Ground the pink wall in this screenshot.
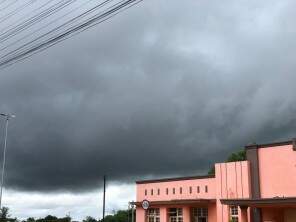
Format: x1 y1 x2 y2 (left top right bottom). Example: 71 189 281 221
258 145 296 198
136 207 145 222
208 203 217 222
136 178 216 202
261 208 285 222
215 161 251 222
136 205 217 222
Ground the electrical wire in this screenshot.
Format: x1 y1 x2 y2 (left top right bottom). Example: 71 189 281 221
0 0 143 69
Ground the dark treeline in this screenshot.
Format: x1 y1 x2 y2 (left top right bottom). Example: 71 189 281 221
0 207 135 222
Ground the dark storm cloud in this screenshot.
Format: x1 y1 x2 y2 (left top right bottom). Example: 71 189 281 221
0 0 296 191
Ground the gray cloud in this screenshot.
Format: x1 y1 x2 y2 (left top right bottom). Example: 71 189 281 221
0 0 296 192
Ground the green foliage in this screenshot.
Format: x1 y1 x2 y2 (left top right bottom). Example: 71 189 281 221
226 150 246 162
0 207 133 222
35 215 70 222
208 166 215 175
0 207 10 219
208 149 247 175
83 216 97 222
97 209 135 222
26 218 35 222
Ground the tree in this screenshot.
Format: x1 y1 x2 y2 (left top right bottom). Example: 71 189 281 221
26 218 35 222
44 216 58 221
226 150 246 162
208 149 246 175
97 209 135 222
0 207 10 220
83 216 97 222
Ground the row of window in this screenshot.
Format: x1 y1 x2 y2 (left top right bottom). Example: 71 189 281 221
146 206 238 222
144 186 208 196
147 208 207 222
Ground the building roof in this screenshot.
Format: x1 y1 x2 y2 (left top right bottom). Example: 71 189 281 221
220 197 296 207
136 175 215 184
245 138 296 150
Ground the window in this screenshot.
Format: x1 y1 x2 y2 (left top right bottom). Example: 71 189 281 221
173 188 175 194
157 189 160 195
205 185 208 193
230 206 238 222
145 189 147 196
179 187 182 194
151 189 153 196
166 188 169 195
168 208 183 222
147 208 160 222
193 208 208 222
197 186 200 193
189 186 192 194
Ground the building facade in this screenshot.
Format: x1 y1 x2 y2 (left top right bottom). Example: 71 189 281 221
133 139 296 222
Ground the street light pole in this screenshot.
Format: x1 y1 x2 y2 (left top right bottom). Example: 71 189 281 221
0 113 15 210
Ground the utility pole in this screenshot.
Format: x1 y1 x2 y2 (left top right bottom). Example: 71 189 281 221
0 113 15 210
102 175 106 222
131 204 134 222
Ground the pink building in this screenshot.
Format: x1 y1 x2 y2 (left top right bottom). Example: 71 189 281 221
132 139 296 222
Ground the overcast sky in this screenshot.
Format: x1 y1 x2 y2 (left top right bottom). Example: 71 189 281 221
0 0 296 220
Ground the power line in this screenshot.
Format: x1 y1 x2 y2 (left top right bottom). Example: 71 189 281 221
0 0 95 53
0 0 78 44
0 0 37 25
0 0 143 69
0 0 20 12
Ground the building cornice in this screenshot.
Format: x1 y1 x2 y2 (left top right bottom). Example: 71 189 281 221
245 139 294 150
136 175 215 184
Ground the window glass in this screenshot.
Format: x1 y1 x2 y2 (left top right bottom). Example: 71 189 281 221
147 208 160 222
230 206 239 222
169 208 183 222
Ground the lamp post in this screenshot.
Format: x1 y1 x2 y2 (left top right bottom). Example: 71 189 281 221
0 113 15 210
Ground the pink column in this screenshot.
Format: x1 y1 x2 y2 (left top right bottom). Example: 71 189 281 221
183 206 191 222
160 207 167 222
240 207 248 222
136 208 146 222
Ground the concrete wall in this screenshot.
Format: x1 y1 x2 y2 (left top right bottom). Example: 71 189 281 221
258 144 296 198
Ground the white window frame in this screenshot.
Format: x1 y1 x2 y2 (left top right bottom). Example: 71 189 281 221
147 208 160 222
229 206 239 222
193 208 208 222
169 208 183 222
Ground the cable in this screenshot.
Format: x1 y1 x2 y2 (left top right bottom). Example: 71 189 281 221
0 0 20 12
0 0 143 68
0 0 78 43
0 0 95 53
0 0 114 57
0 0 37 25
0 0 53 34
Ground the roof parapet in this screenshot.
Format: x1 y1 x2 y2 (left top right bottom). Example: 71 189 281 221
245 140 293 150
